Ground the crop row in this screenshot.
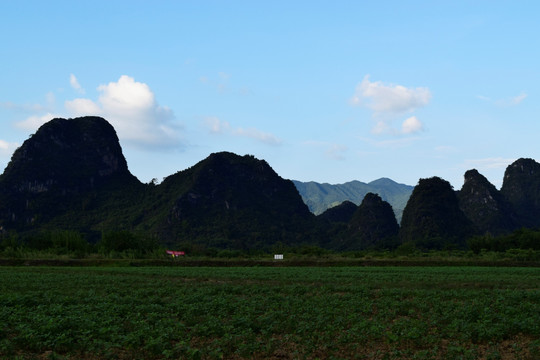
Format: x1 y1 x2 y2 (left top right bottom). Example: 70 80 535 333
1 266 539 359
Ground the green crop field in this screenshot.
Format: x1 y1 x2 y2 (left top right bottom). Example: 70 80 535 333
1 266 539 359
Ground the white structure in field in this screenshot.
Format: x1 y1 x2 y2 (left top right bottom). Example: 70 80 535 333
274 254 284 260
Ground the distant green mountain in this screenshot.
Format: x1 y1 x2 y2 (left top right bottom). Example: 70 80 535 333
292 178 414 222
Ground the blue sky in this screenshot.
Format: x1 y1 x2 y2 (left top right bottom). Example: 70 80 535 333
1 1 538 189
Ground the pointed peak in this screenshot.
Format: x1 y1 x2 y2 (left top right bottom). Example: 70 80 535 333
462 169 494 189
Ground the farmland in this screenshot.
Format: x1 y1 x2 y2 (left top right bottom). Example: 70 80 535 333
1 266 539 359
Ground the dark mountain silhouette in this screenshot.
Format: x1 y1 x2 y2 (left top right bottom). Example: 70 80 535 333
345 193 399 250
500 158 540 229
458 169 516 235
292 178 413 221
1 117 136 190
0 117 143 234
0 117 316 249
145 151 316 249
400 177 474 249
1 116 540 252
317 200 357 224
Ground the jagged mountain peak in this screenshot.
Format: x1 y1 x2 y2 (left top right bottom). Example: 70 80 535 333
459 168 515 235
464 168 485 182
504 158 540 178
462 169 498 196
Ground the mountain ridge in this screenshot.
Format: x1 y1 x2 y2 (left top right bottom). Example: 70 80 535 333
292 178 414 221
1 116 540 253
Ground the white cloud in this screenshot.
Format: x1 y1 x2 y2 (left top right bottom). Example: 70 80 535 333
1 101 47 112
476 95 492 102
0 140 18 174
218 72 231 80
351 75 431 135
478 92 527 107
359 136 421 148
302 140 348 160
16 113 58 130
45 92 56 109
509 92 527 105
435 145 458 154
65 98 101 115
204 116 281 146
372 120 390 134
371 116 424 135
0 139 19 171
65 75 180 149
351 75 431 115
2 92 54 113
325 144 348 160
204 116 230 134
199 72 250 95
233 127 282 146
401 116 424 134
69 74 85 94
0 139 19 156
463 157 515 170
